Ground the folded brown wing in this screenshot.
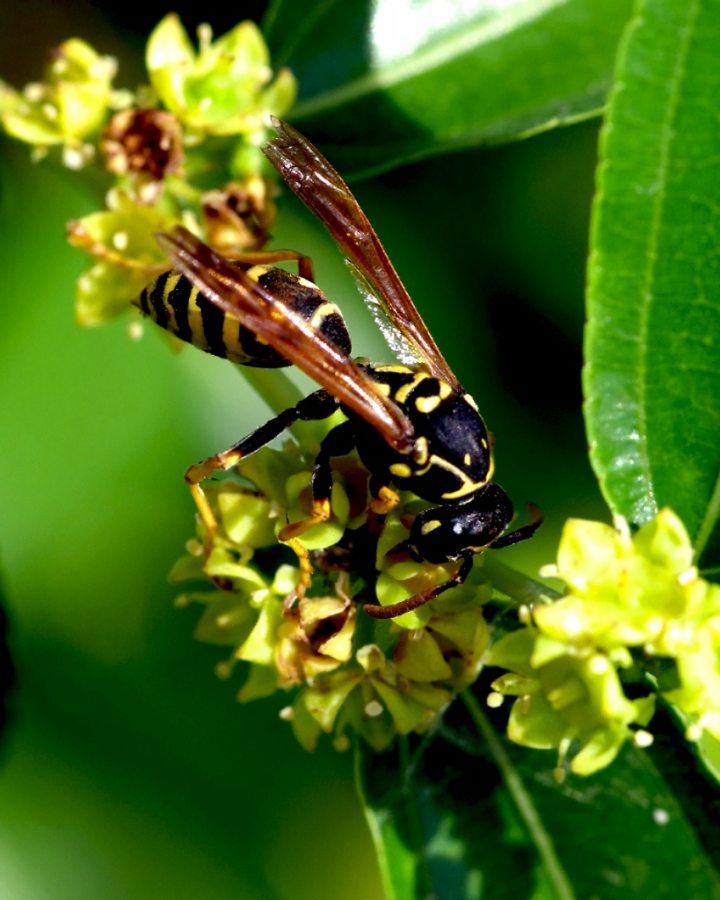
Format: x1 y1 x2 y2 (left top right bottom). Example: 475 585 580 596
155 226 415 454
263 118 460 391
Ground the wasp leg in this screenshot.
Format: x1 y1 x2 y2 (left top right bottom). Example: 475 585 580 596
368 473 400 515
278 419 356 541
491 503 544 550
226 249 315 281
187 389 338 557
281 538 315 609
364 552 475 620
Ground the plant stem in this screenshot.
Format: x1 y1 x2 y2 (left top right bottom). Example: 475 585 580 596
461 689 576 900
236 365 304 414
481 555 561 606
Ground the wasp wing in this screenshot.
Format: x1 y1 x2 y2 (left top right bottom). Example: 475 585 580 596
155 226 415 454
263 118 460 391
345 262 423 368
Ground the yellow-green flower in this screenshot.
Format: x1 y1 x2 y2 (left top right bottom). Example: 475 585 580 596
67 189 182 325
290 643 453 752
488 627 654 775
533 509 720 656
0 38 120 166
171 427 496 751
488 508 720 771
146 15 296 143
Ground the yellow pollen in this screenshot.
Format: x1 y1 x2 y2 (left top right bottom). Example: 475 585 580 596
634 730 654 749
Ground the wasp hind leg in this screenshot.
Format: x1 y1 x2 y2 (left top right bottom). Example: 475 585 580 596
187 389 339 560
278 419 356 542
227 249 315 281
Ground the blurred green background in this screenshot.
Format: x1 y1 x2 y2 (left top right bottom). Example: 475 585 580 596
0 3 606 897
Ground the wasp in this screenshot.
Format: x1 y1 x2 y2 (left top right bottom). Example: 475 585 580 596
138 119 542 619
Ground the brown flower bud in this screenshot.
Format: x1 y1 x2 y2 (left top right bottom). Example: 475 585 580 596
102 107 183 181
202 176 278 254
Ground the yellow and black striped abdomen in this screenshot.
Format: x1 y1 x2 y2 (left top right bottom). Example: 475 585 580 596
135 264 352 368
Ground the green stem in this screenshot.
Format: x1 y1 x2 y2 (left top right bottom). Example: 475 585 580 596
236 366 329 449
482 555 561 606
353 744 397 900
461 690 576 900
236 365 304 414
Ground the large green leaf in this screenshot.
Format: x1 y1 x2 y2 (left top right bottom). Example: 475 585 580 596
0 574 13 742
584 0 720 565
264 0 634 178
358 690 720 900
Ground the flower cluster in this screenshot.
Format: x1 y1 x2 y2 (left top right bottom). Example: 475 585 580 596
171 418 494 751
487 509 720 775
0 15 295 328
0 38 124 168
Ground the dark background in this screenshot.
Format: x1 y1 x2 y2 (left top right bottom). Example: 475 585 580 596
0 3 606 897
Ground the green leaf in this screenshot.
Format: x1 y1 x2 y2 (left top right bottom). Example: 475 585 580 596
357 691 720 900
584 0 720 565
264 0 633 178
356 724 547 900
647 706 720 858
0 571 13 742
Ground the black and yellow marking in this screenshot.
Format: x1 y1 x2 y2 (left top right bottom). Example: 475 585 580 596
415 395 441 414
420 519 441 536
356 365 495 503
136 263 351 369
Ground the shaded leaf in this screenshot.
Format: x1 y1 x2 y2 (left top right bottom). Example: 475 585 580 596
584 0 720 566
357 689 720 899
0 573 13 743
264 0 634 179
647 705 720 859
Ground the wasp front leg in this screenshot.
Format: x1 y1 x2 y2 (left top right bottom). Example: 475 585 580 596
490 503 544 549
278 419 356 542
187 389 339 559
363 553 475 619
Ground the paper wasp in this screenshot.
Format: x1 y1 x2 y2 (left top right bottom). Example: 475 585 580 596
139 119 542 618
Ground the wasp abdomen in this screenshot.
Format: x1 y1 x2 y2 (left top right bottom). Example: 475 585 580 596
136 264 351 368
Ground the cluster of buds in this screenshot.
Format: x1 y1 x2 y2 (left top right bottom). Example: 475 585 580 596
0 15 295 328
171 419 494 751
487 509 720 775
